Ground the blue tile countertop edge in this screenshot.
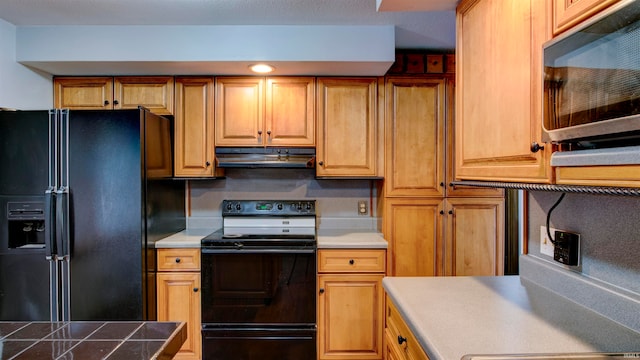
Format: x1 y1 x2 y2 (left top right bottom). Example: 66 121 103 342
382 276 640 360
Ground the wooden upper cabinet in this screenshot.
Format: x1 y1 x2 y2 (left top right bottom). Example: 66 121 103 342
266 77 315 146
552 0 620 36
215 76 315 147
174 77 216 177
54 76 174 114
385 76 446 197
455 0 552 183
316 77 383 178
54 77 113 110
113 77 174 115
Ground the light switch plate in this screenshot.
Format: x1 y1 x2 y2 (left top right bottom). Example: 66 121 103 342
540 226 556 257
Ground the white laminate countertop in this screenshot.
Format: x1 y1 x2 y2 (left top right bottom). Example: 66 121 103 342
383 276 640 360
154 229 387 249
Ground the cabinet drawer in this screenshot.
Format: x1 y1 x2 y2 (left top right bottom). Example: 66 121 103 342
318 249 386 273
386 299 430 360
157 248 200 271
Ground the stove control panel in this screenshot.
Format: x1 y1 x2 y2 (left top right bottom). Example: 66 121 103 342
222 200 316 216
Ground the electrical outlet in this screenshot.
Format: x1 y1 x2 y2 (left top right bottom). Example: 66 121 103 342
357 200 368 215
539 226 557 257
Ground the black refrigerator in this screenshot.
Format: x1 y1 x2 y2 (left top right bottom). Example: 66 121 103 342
0 108 185 321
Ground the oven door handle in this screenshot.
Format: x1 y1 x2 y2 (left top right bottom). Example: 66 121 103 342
202 248 316 254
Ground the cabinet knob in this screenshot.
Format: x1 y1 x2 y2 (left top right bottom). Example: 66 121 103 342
175 258 181 263
104 100 110 106
113 100 119 105
258 130 263 135
319 288 325 294
205 161 211 167
318 161 324 166
193 287 199 292
439 210 444 215
440 182 444 187
349 259 355 265
530 142 545 153
448 210 453 215
397 335 407 345
267 130 272 135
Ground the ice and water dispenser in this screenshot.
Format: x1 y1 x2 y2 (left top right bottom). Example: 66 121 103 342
6 202 45 249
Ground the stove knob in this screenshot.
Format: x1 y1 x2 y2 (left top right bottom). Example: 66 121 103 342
277 203 283 210
236 203 242 211
226 203 232 211
297 203 302 210
306 203 312 210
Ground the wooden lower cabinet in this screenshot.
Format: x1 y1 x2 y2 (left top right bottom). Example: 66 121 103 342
317 249 385 360
384 197 504 277
157 249 202 360
384 298 429 360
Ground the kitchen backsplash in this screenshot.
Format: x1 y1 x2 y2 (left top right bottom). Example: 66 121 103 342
523 190 640 331
187 168 381 231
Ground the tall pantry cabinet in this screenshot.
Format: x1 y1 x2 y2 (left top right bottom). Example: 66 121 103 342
383 75 505 277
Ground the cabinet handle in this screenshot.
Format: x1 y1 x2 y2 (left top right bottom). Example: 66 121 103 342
193 287 199 292
318 161 324 166
349 259 355 265
530 142 545 153
104 100 110 106
397 335 407 345
113 100 119 105
319 288 325 294
175 258 181 263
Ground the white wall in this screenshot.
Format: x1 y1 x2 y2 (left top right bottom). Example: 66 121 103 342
0 18 52 109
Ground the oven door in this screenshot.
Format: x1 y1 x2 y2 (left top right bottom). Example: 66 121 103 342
201 247 317 360
201 247 316 325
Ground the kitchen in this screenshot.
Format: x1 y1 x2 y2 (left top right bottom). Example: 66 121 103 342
1 0 640 360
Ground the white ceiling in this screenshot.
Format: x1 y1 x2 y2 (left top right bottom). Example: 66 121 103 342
1 0 459 75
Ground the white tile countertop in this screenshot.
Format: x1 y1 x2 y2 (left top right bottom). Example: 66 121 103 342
383 276 640 360
154 229 387 249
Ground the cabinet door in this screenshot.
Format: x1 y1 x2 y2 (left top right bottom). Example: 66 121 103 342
317 77 382 177
444 197 504 276
215 77 264 146
113 76 174 115
54 77 113 110
174 77 216 177
384 198 444 277
455 0 552 183
318 274 384 360
385 77 446 197
444 77 504 198
157 272 202 360
553 0 619 36
266 77 315 146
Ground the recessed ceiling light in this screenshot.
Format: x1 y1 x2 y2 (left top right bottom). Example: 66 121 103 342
250 64 275 74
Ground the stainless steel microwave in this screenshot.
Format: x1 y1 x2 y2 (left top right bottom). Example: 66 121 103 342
543 0 640 149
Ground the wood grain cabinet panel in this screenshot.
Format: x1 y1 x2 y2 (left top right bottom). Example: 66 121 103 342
54 76 173 114
455 0 552 183
553 0 620 36
157 248 201 360
317 249 385 360
215 76 315 147
174 77 217 177
316 77 383 178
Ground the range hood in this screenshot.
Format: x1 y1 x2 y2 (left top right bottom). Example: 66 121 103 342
215 147 316 169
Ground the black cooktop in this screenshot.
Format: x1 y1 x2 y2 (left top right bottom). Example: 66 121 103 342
201 229 316 249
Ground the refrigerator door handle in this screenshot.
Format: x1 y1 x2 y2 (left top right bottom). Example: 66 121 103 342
55 186 70 258
44 188 57 259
